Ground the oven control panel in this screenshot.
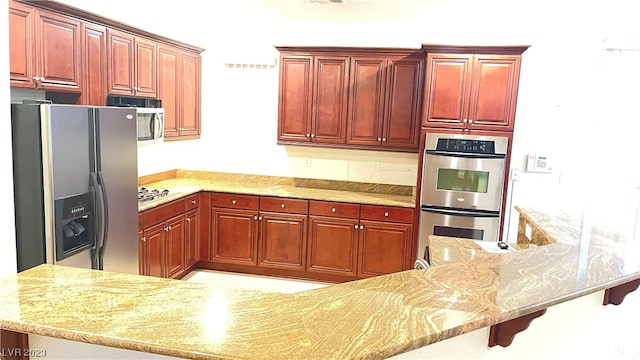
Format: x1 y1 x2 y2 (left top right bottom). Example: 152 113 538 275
436 139 496 154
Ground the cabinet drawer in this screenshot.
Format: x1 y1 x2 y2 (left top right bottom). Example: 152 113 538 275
143 198 186 228
186 193 200 210
360 205 413 223
260 196 308 214
211 192 258 210
309 201 359 219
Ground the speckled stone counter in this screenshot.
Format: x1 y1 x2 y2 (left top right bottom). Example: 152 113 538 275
2 205 640 359
137 170 415 212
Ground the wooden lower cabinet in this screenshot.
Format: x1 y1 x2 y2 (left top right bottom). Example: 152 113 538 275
307 215 359 277
210 208 259 266
165 215 185 278
185 208 199 268
357 220 412 278
141 222 167 278
258 212 307 271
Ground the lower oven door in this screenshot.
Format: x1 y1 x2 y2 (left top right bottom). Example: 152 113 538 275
417 206 500 261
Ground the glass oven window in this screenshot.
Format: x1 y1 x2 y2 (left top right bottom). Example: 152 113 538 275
436 169 489 193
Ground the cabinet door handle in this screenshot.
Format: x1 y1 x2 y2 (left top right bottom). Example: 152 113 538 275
259 216 263 221
141 237 146 242
331 208 336 213
463 118 468 124
232 200 237 205
186 218 191 222
191 200 197 204
382 137 386 142
468 119 473 124
384 212 389 217
377 137 381 141
359 225 364 230
354 224 358 229
306 133 310 137
254 215 258 220
310 134 315 138
281 203 285 208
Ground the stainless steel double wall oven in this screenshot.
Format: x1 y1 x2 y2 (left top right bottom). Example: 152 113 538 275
417 133 509 261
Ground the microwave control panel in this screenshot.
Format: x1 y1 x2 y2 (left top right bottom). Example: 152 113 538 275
435 139 496 154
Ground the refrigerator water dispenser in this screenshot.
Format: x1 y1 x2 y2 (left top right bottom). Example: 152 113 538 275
54 192 94 261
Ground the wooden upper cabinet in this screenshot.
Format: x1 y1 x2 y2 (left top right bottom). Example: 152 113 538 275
277 53 349 144
159 45 201 140
79 22 107 105
277 47 423 152
422 45 528 132
278 55 313 142
311 56 350 144
9 2 81 91
346 56 387 147
107 29 157 98
383 55 423 149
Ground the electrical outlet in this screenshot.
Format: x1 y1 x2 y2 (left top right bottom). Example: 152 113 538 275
511 168 520 182
304 157 311 167
372 162 380 172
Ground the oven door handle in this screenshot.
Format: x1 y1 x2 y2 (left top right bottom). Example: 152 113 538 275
421 205 500 218
425 150 505 159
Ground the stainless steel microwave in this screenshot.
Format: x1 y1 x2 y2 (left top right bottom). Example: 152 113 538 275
106 96 164 143
136 107 164 143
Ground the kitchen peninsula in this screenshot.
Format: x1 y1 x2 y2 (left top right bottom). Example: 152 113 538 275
2 202 640 359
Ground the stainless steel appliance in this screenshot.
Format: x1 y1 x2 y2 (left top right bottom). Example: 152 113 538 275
11 102 139 274
417 133 508 265
107 95 164 143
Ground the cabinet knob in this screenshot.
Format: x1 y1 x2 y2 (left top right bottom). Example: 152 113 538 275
377 137 381 141
331 208 336 213
463 118 468 124
354 224 358 229
281 203 285 208
259 216 263 221
232 200 237 205
468 119 473 124
254 215 258 220
382 137 386 142
360 225 364 230
141 237 146 242
306 133 310 137
186 218 191 222
191 200 196 204
310 134 315 138
384 212 389 217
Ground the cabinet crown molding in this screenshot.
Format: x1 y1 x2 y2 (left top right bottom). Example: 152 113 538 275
421 44 530 55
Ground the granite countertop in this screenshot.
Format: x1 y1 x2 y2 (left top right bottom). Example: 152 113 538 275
137 170 416 212
2 205 640 359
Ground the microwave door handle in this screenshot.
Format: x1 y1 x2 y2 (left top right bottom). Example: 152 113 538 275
149 114 155 138
156 112 163 138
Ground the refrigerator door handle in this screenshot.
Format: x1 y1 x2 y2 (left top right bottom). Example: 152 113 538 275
89 172 102 269
96 171 110 271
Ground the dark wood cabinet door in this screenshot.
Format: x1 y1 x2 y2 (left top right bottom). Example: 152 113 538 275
138 229 145 276
185 208 199 268
9 1 35 88
79 22 107 105
107 29 135 96
211 208 258 266
307 216 358 277
312 55 350 144
134 36 157 98
166 215 185 278
258 212 307 271
357 220 412 278
158 45 180 137
346 56 386 147
35 9 82 91
423 54 472 128
383 55 423 150
278 55 313 143
467 55 521 131
178 51 201 137
144 222 166 278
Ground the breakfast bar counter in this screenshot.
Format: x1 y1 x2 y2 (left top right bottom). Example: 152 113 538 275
2 204 640 359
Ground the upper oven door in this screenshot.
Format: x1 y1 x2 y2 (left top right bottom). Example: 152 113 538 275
421 152 506 211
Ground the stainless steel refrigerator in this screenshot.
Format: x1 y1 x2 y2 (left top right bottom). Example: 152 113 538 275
11 103 139 274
